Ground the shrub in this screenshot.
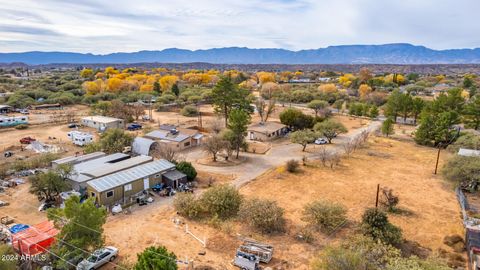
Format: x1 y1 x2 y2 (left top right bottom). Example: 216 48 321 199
302 200 347 232
173 193 202 219
180 105 198 116
361 208 402 245
442 155 480 191
200 184 242 219
311 246 367 270
447 132 480 153
15 124 28 130
239 198 286 233
380 188 399 212
285 159 300 173
176 161 197 181
134 246 177 270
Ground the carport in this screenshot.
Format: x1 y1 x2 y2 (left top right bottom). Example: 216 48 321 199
162 170 187 189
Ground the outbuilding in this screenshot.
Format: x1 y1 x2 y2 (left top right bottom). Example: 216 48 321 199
247 121 288 141
0 105 13 114
81 116 124 132
162 170 187 189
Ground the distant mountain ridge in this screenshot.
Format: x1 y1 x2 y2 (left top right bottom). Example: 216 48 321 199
1 43 479 65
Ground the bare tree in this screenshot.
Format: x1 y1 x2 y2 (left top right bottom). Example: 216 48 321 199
208 117 224 134
203 134 227 162
151 144 179 163
317 147 331 167
65 110 76 123
343 140 356 157
129 104 146 121
328 152 341 169
256 98 276 123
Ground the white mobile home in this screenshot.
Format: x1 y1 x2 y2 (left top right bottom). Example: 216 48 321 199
67 131 94 146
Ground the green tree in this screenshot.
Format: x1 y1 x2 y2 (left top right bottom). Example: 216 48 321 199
29 170 71 202
442 155 480 191
153 81 161 94
212 76 250 126
314 119 348 144
361 208 402 245
97 128 133 154
279 108 303 129
134 246 177 270
398 94 413 122
384 90 403 122
311 246 367 270
464 96 480 130
411 97 425 124
290 130 316 151
226 108 251 158
176 161 197 181
369 105 379 119
171 83 179 97
90 100 112 116
307 100 329 117
381 117 395 137
47 196 107 269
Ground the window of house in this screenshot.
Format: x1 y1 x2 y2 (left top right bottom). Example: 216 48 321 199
106 190 114 198
124 184 132 191
91 192 96 197
155 174 160 178
184 142 190 147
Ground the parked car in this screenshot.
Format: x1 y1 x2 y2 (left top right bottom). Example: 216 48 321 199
76 246 118 270
314 138 328 145
20 109 29 115
127 123 142 131
68 123 79 128
233 251 260 270
20 137 36 144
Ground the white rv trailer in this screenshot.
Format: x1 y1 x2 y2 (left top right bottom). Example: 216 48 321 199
67 131 94 146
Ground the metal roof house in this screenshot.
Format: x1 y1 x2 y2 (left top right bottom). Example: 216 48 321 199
51 152 106 169
144 126 203 150
81 116 124 132
87 159 176 207
247 122 288 141
0 105 13 114
132 137 157 156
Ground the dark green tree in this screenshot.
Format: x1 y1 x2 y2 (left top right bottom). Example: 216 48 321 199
29 170 71 202
47 196 107 269
171 83 179 97
411 97 425 124
361 208 402 246
211 76 250 126
314 119 348 144
384 90 403 122
153 81 161 94
176 161 197 181
381 117 395 137
134 246 178 270
464 96 480 130
290 130 316 151
227 108 251 158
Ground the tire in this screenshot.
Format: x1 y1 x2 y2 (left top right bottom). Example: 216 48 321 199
110 256 116 262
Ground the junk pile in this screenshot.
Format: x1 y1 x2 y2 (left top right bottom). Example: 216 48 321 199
26 141 62 154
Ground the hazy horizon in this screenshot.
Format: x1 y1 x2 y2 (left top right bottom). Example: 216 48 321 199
1 0 479 54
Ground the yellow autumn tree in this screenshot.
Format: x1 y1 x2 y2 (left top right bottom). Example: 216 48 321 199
385 74 405 85
106 77 125 92
95 72 105 79
80 68 93 78
359 84 373 99
257 72 276 84
339 73 356 87
105 67 119 76
159 75 179 91
83 81 100 95
318 83 337 93
140 84 154 92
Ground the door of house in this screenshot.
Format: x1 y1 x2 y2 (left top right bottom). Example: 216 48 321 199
143 177 149 190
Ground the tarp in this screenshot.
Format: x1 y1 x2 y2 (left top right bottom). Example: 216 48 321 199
11 220 59 255
9 224 29 234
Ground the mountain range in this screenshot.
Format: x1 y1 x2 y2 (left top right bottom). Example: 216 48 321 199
1 43 480 65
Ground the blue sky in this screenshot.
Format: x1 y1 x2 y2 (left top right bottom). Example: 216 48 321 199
0 0 479 53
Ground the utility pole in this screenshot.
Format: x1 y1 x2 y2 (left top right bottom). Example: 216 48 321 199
434 143 442 175
375 184 380 208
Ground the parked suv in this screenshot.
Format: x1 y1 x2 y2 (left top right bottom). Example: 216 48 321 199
127 123 142 131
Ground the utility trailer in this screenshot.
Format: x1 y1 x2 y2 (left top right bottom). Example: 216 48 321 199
238 239 274 263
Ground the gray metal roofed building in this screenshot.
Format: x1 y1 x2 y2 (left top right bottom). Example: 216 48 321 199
51 152 106 169
162 170 187 189
86 159 176 207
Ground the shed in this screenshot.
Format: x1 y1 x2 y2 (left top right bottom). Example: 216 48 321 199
132 137 157 156
11 220 59 256
81 116 124 131
162 170 187 188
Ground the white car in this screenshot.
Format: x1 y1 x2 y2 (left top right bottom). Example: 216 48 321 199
314 138 328 145
76 246 118 270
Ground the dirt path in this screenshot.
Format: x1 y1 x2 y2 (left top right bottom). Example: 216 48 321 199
185 120 381 188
